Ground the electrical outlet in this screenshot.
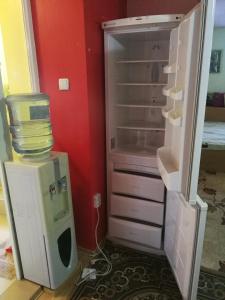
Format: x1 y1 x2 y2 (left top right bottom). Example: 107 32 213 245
94 193 101 208
81 268 96 280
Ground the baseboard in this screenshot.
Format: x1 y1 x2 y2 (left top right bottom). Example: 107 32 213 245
78 238 106 256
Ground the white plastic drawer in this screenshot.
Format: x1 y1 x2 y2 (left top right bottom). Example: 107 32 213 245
109 217 162 249
111 171 164 202
110 194 164 225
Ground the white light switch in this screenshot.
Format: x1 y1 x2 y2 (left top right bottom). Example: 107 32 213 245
58 78 69 90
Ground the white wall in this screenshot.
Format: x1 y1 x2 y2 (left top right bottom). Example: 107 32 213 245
208 27 225 92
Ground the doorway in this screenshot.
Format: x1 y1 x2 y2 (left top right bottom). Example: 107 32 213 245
0 0 38 294
198 0 225 275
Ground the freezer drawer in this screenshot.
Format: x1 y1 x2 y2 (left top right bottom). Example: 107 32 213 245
110 194 164 225
109 217 162 249
111 171 164 202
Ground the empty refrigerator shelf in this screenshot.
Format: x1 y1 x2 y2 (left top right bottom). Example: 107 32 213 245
117 121 165 131
114 145 158 156
116 128 164 156
118 82 167 86
117 59 169 64
157 146 180 191
116 104 164 108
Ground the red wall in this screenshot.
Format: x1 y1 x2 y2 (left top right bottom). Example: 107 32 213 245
31 0 126 250
127 0 200 16
83 0 127 248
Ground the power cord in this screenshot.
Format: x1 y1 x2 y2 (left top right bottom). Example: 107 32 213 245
76 205 112 286
93 206 112 276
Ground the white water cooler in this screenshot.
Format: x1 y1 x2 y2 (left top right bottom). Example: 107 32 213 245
5 152 78 289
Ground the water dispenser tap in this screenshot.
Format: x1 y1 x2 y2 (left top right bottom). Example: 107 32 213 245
49 183 57 197
57 176 67 193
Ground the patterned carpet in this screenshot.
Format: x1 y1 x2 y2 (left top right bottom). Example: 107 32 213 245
198 268 225 300
72 241 225 300
198 170 225 273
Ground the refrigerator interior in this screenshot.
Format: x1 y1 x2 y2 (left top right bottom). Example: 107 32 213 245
107 30 170 156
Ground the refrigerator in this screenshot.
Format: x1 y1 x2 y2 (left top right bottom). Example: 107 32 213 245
103 1 215 299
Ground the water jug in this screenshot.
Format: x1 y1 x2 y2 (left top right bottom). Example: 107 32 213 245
6 93 53 160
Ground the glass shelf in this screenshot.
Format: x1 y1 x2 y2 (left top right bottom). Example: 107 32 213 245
117 121 165 131
116 104 164 108
115 128 165 156
117 82 167 86
114 145 158 156
117 59 169 64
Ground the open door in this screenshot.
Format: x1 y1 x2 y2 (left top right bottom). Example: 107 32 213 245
0 0 40 280
157 1 215 299
0 73 22 279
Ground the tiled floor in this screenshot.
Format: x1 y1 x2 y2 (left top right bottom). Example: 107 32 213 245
0 278 16 297
0 279 41 300
0 248 90 300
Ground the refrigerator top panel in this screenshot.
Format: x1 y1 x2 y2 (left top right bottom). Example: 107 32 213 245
102 14 183 31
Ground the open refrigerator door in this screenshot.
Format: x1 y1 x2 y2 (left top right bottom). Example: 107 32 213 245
161 1 215 299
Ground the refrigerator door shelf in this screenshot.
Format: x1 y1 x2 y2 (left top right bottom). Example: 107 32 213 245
162 85 173 97
163 63 177 74
161 106 173 118
168 110 182 127
157 146 180 191
170 87 183 101
162 106 182 127
162 85 183 101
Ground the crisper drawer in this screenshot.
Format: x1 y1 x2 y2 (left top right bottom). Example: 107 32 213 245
109 217 162 249
110 194 164 225
111 171 164 202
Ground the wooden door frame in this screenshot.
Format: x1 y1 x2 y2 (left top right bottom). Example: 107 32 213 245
21 0 40 93
0 0 40 280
